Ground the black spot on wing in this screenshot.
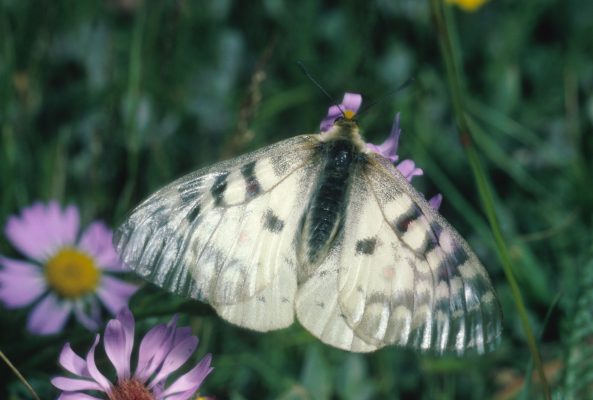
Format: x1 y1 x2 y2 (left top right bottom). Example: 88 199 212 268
241 161 262 199
263 209 284 233
414 220 439 255
465 274 491 300
391 290 415 310
394 204 422 234
356 237 377 255
366 292 390 305
178 188 197 203
435 241 470 284
177 180 200 203
434 298 452 316
211 171 230 206
186 204 201 223
436 258 457 283
452 246 469 266
420 235 439 255
419 221 443 254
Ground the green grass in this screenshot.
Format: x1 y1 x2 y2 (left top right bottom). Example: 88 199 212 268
1 0 592 398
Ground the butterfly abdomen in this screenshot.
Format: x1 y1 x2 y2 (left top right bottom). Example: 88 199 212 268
298 138 361 276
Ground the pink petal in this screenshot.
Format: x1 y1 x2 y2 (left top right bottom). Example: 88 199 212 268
429 194 443 210
320 105 343 132
78 222 124 271
58 343 90 377
0 257 46 308
135 324 168 380
320 93 363 132
104 319 131 380
96 276 139 315
116 308 135 366
396 159 424 182
73 298 101 331
85 335 113 392
163 388 201 400
172 327 193 347
27 294 72 335
137 317 178 381
51 376 103 392
341 92 362 113
366 113 401 163
58 392 103 400
150 379 166 398
4 201 79 262
387 112 402 152
149 336 198 388
161 354 212 397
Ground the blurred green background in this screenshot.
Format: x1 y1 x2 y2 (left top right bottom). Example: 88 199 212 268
1 0 593 399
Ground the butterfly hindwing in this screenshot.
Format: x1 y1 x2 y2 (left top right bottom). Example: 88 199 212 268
115 135 322 330
295 241 379 352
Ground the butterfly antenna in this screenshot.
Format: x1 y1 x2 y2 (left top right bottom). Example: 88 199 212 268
358 77 415 116
297 61 346 117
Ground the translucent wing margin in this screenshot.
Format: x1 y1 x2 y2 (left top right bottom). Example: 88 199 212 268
115 135 321 331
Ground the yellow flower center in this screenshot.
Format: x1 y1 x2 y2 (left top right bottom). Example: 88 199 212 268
446 0 488 12
343 110 356 120
44 248 101 299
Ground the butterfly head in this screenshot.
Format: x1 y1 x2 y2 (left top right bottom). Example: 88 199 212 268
333 106 359 128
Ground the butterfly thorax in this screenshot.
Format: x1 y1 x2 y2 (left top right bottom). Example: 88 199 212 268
297 121 368 281
319 119 368 152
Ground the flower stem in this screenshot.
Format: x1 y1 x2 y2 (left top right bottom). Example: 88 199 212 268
0 349 41 400
428 1 551 399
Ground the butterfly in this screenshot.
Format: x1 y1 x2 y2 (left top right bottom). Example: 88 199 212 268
114 93 502 354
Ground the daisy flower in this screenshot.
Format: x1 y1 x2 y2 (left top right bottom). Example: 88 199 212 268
52 308 213 400
320 93 442 210
0 201 139 335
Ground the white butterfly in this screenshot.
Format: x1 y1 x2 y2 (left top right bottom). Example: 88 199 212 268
114 93 502 354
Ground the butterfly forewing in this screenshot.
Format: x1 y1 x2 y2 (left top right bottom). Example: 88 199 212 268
360 154 501 353
115 135 320 308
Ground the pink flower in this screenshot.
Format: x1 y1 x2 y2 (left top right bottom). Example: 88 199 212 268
0 201 139 335
52 308 213 400
319 92 362 132
320 93 442 209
